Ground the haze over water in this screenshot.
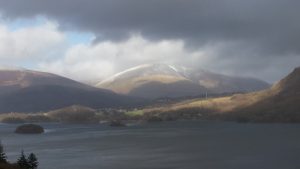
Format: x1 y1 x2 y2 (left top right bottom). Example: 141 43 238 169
1 121 300 169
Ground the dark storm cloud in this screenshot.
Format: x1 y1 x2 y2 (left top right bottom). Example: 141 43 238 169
0 0 299 82
0 0 299 52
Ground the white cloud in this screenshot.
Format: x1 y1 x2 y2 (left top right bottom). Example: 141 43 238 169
0 18 209 83
1 18 292 84
39 35 208 82
0 21 66 64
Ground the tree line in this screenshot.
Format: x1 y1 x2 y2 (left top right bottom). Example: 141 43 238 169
0 142 38 169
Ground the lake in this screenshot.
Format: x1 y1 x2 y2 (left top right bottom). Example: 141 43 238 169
1 121 300 169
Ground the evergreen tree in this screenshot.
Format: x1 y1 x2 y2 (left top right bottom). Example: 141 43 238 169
17 150 30 169
28 153 38 169
0 141 7 163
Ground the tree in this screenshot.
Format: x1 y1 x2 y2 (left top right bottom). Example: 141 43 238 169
0 141 7 163
28 153 38 169
17 150 30 169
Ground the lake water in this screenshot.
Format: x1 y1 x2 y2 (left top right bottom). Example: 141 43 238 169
1 121 300 169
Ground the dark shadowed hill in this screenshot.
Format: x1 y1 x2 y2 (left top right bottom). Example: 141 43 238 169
0 69 144 113
273 67 300 94
0 68 90 94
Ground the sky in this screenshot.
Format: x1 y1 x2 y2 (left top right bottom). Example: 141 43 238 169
0 0 299 83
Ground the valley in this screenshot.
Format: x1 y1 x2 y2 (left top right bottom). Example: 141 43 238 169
0 66 299 124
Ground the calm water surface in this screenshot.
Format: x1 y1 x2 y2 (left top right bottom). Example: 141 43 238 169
1 121 300 169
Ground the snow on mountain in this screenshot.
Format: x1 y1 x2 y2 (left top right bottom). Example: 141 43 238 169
96 63 270 99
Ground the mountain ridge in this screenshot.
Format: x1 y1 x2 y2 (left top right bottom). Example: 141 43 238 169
144 66 300 123
97 63 270 99
0 69 144 113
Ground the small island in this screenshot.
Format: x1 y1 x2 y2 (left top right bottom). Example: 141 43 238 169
109 120 126 127
15 124 44 134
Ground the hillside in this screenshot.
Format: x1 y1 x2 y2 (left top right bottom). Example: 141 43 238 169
143 67 300 122
186 68 270 93
0 68 90 94
46 105 97 123
231 67 300 122
97 64 269 99
0 69 143 113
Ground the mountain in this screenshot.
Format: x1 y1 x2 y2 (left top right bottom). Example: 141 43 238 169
97 64 207 99
0 67 90 94
0 68 142 113
96 63 269 99
230 66 300 122
145 67 300 123
185 68 270 93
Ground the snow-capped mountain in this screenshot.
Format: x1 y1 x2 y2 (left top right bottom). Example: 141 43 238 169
96 63 270 99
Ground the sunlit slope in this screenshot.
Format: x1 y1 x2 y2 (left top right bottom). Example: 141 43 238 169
144 67 300 122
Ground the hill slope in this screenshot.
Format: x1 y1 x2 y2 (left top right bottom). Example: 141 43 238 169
145 67 300 122
231 67 300 122
97 64 269 99
0 69 142 113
